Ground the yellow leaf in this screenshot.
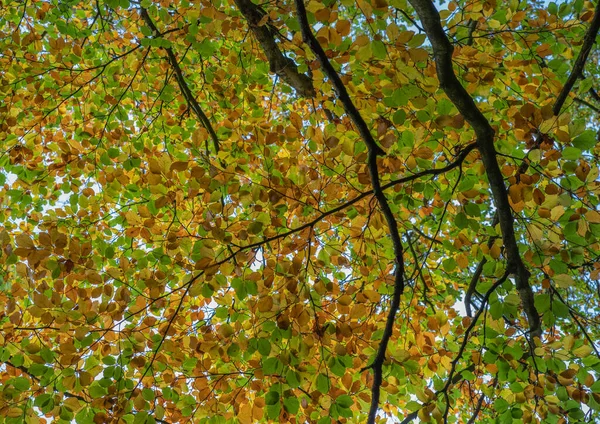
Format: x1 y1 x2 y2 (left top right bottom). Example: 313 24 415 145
238 403 253 424
297 309 310 327
573 344 593 358
338 294 352 306
148 158 162 174
586 210 600 223
16 233 34 249
456 253 468 269
563 335 575 350
527 223 543 243
6 408 23 418
490 243 501 259
397 31 414 44
554 274 574 288
64 397 82 412
363 290 381 303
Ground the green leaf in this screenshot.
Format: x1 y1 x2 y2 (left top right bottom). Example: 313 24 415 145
29 364 48 376
406 401 421 412
316 374 330 394
11 377 30 392
392 109 406 125
286 369 301 388
263 357 281 375
142 388 155 401
534 294 551 313
89 383 108 399
133 411 149 424
562 146 581 160
34 393 53 411
265 391 279 405
572 130 597 150
283 396 300 414
455 212 468 229
335 394 353 409
372 40 387 60
266 402 281 420
329 357 346 377
257 339 271 356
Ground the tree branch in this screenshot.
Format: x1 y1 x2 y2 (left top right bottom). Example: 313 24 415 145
408 0 541 339
465 213 499 317
574 96 600 113
553 0 600 115
294 2 385 157
240 143 476 253
234 0 315 98
294 1 405 421
466 378 496 424
140 8 221 156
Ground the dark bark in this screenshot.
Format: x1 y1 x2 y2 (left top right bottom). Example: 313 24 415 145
140 8 221 156
408 0 541 339
553 0 600 115
294 1 405 422
235 0 315 98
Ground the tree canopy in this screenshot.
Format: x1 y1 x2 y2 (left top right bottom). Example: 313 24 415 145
2 0 600 422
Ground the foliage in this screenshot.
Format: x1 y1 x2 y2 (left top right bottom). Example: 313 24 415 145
1 0 600 422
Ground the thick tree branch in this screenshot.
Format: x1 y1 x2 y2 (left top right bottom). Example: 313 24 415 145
140 8 221 156
408 0 541 339
465 137 541 317
553 0 600 115
295 1 404 421
234 0 315 98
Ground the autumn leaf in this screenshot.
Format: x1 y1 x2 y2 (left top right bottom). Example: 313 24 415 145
1 0 600 423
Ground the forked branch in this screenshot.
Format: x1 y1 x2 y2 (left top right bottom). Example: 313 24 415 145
234 0 315 98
